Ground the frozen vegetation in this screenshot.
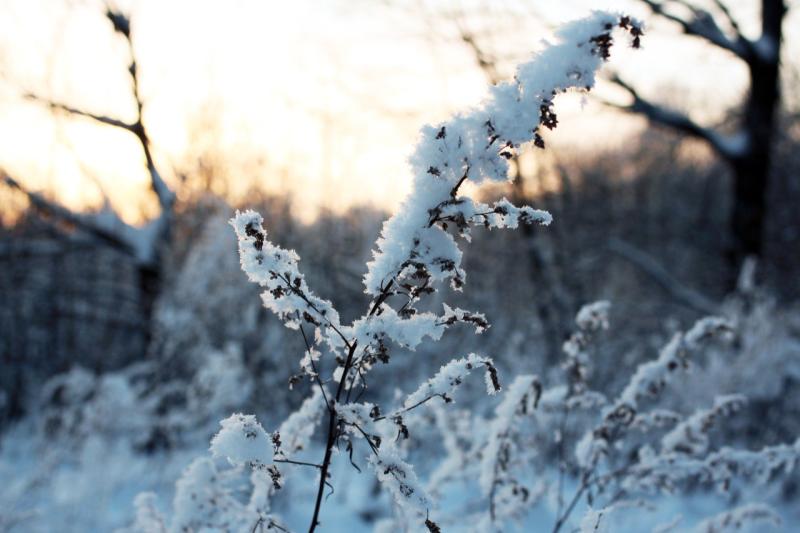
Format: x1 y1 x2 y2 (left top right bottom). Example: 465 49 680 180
2 6 800 533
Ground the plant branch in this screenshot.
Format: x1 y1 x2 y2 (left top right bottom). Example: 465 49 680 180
307 262 418 531
552 472 591 533
277 272 351 349
375 394 447 422
274 458 323 469
299 321 332 409
308 339 358 533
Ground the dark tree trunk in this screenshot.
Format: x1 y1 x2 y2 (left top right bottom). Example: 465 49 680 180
728 0 786 281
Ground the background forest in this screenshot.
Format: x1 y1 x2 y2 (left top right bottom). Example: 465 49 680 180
0 1 799 532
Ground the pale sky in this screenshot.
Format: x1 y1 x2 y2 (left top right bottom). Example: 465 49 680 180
0 0 795 224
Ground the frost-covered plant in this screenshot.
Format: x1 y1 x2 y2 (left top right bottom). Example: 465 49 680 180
408 302 800 532
38 366 152 449
674 262 800 445
128 11 646 532
33 332 261 461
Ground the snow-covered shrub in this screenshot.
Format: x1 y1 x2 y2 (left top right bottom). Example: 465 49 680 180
152 209 266 366
112 8 800 530
673 265 800 446
398 302 800 532
38 366 151 448
35 337 258 455
123 12 648 532
148 200 386 435
143 206 302 446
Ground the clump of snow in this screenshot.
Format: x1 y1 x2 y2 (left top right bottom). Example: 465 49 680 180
368 445 431 517
575 301 611 331
351 306 444 350
685 317 733 348
404 353 500 408
209 414 273 467
336 402 382 440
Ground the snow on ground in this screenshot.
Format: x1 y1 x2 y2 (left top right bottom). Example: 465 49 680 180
1 418 796 532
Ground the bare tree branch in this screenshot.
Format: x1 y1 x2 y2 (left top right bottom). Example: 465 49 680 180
22 9 175 219
607 237 719 315
104 8 174 213
709 0 745 37
640 0 752 59
456 22 501 85
2 10 181 270
1 170 136 255
23 93 137 132
605 74 744 160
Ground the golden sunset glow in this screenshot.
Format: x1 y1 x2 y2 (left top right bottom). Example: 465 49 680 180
1 0 795 224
